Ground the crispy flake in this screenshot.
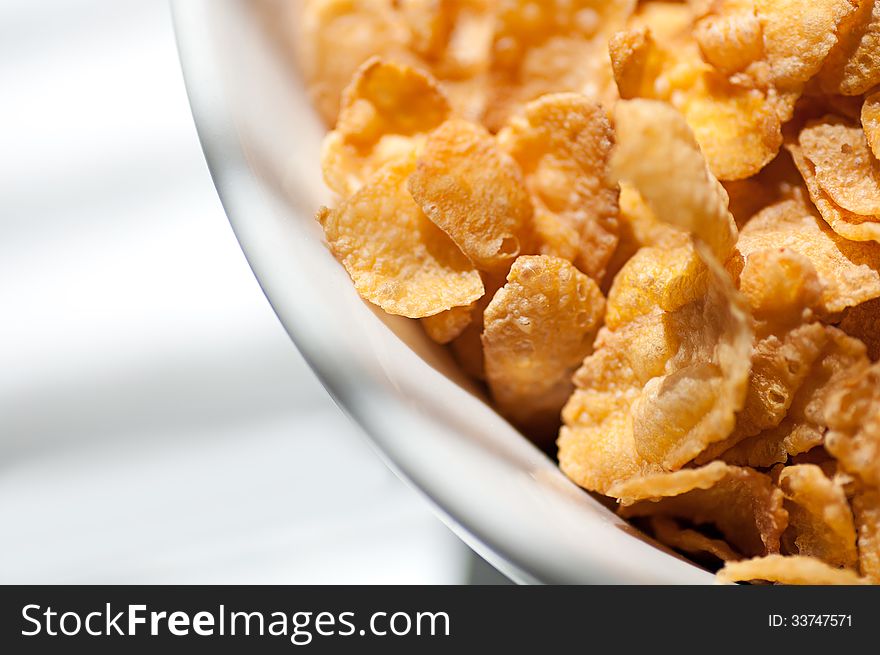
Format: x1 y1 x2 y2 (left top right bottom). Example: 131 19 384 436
317 156 483 317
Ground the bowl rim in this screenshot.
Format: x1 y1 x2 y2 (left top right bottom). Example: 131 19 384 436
170 0 716 585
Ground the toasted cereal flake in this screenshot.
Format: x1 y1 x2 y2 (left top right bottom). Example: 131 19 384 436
421 303 475 344
398 0 496 121
609 27 782 181
819 0 880 96
778 465 858 569
789 143 880 243
717 554 869 584
609 461 730 506
732 323 828 440
603 244 706 330
862 91 880 160
321 58 451 196
619 465 788 557
839 297 880 360
483 256 605 436
649 517 743 562
755 0 856 91
736 195 880 313
756 0 859 94
408 119 534 272
853 490 880 582
690 250 826 463
559 310 676 492
296 0 411 125
799 118 880 217
737 248 823 329
694 0 764 76
316 156 483 317
602 182 687 289
611 100 738 260
718 328 868 468
559 101 752 490
484 0 636 130
498 94 619 282
825 361 880 488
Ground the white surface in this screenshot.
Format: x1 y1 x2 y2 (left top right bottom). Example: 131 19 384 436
176 0 714 584
0 0 466 584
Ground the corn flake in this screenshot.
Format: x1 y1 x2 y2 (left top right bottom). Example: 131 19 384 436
789 142 880 244
296 0 411 125
825 360 880 488
778 464 859 569
619 465 788 557
421 303 475 344
560 101 752 491
498 93 619 282
799 118 880 218
484 0 636 130
736 195 880 313
409 118 534 272
818 0 880 96
483 256 605 437
321 58 451 197
317 156 483 317
718 328 869 467
718 554 869 584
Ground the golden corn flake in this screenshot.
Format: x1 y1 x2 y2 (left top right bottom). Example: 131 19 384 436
602 183 688 289
825 360 880 488
498 93 620 282
421 303 475 344
853 490 880 582
483 256 605 436
559 100 752 492
317 156 483 317
839 297 880 360
717 554 869 584
862 90 880 160
737 248 822 330
819 0 880 96
729 322 828 443
398 0 496 121
611 100 738 259
619 465 788 557
610 460 730 506
693 0 764 77
778 464 859 569
609 25 782 181
799 118 880 218
755 0 858 96
789 142 880 244
322 58 451 197
408 118 534 272
718 327 869 468
603 244 706 330
736 195 880 313
484 0 636 130
649 516 742 562
691 249 824 463
296 0 411 126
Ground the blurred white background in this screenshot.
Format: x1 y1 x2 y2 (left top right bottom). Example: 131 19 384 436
0 0 489 583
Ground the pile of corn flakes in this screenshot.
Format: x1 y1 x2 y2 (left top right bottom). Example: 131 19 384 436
296 0 880 585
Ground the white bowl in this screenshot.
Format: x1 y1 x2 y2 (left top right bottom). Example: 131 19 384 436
171 0 713 584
